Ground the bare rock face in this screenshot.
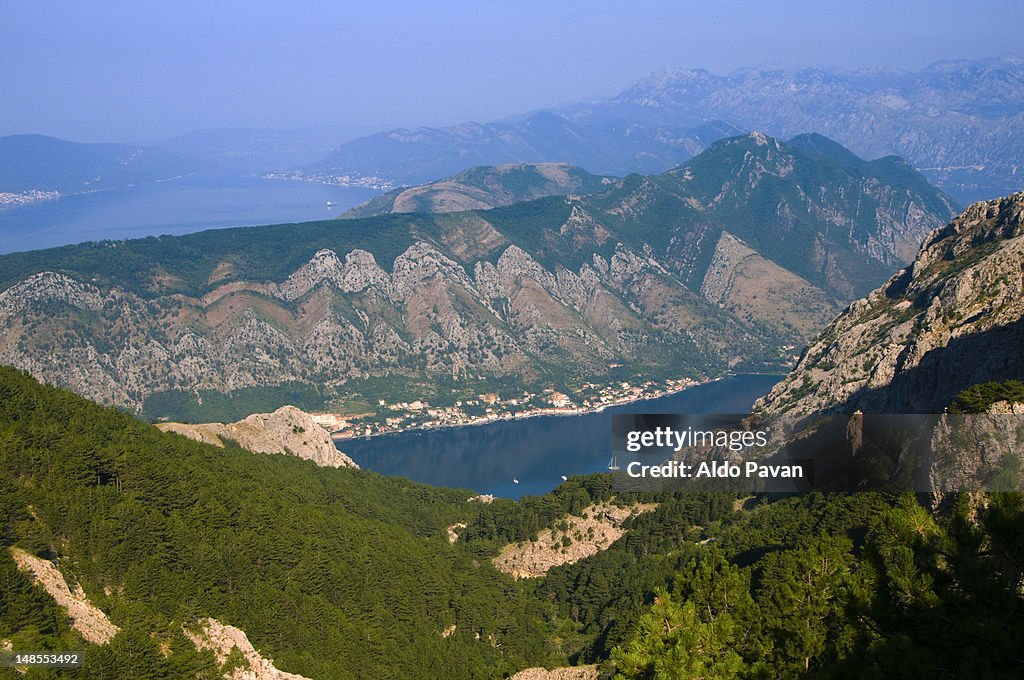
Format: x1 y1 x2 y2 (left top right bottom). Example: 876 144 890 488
700 230 839 339
158 405 358 469
279 248 392 300
510 666 599 680
185 618 312 680
928 406 1024 493
493 502 656 579
10 547 118 645
757 191 1024 425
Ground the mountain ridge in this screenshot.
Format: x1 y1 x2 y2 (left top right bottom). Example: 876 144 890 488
297 56 1022 203
341 163 615 219
291 114 734 189
0 134 956 420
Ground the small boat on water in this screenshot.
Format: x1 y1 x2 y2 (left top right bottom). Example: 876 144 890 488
513 478 519 484
607 456 620 471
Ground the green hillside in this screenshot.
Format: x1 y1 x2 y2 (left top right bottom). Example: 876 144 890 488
2 366 1022 677
0 365 556 677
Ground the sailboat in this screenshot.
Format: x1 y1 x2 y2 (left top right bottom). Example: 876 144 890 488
608 456 620 471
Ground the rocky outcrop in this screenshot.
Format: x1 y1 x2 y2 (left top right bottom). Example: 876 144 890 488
184 618 311 680
10 547 119 645
494 502 656 579
158 405 358 468
510 666 599 680
446 522 467 544
928 405 1024 493
278 248 392 300
758 192 1024 424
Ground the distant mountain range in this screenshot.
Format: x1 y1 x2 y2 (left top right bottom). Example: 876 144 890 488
294 115 740 189
296 56 1023 204
7 57 1018 206
157 125 383 174
0 134 202 195
0 133 956 419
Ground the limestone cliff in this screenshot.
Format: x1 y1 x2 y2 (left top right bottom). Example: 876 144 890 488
158 405 358 468
757 191 1024 424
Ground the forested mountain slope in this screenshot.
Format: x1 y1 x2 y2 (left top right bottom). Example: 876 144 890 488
3 365 1022 678
0 365 556 678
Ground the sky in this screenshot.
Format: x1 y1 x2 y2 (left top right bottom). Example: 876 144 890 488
1 0 1020 142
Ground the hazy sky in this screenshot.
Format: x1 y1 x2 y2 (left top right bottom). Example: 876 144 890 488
2 1 1019 142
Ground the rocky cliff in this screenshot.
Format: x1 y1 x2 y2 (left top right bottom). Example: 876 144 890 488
185 618 312 680
10 547 119 645
757 191 1024 424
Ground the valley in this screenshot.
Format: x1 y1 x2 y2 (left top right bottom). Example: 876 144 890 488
2 14 1023 677
0 165 1022 680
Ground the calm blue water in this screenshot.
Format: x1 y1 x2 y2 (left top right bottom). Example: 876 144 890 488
0 174 381 253
341 374 781 499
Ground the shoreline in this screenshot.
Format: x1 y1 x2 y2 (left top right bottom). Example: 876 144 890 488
329 374 739 444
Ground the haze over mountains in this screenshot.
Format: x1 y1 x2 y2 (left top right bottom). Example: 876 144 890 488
4 56 1017 215
340 163 616 219
0 133 956 420
298 56 1024 204
295 116 740 190
0 135 202 195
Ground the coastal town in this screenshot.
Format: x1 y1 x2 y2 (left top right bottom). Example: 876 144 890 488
312 376 703 440
262 168 397 191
